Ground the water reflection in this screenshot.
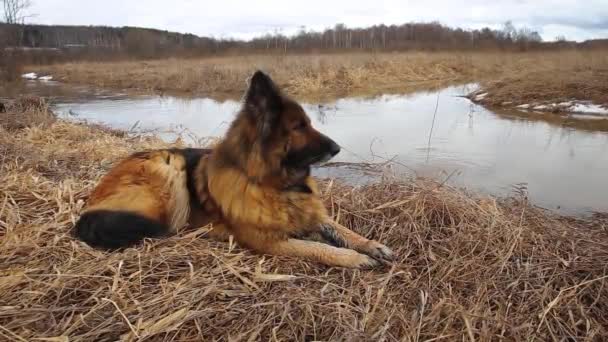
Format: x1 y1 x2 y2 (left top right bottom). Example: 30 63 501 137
50 84 608 214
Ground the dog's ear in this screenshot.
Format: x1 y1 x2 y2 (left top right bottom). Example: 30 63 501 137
244 70 282 139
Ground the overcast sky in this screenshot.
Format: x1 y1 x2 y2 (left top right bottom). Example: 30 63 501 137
27 0 608 42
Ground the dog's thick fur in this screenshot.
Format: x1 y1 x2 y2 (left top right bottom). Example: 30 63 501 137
75 71 394 268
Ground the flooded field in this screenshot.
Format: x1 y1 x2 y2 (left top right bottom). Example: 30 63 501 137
16 81 607 214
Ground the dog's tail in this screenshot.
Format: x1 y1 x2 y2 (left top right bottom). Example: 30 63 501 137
74 210 169 249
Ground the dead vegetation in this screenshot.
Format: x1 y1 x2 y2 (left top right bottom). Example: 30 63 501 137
0 51 24 82
21 52 498 100
35 50 607 102
39 52 473 100
1 112 608 340
0 95 55 130
33 50 608 103
470 49 608 110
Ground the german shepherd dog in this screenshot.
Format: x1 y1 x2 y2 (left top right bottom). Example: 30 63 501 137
75 71 394 268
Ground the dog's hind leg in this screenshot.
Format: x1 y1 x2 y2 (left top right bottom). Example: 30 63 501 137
187 205 232 242
206 223 232 242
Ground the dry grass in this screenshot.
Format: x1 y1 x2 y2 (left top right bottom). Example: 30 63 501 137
471 49 608 109
0 96 56 130
17 51 564 100
40 52 473 100
0 51 25 82
37 50 608 102
1 114 608 340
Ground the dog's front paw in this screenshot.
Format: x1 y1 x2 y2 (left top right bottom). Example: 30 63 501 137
350 252 382 269
361 240 395 262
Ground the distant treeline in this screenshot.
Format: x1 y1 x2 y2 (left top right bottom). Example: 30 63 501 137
250 22 546 51
1 21 607 63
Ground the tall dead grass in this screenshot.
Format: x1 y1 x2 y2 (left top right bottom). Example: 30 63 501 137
0 96 56 130
0 51 24 82
42 52 471 100
23 52 515 99
37 50 608 101
472 49 608 108
1 118 608 341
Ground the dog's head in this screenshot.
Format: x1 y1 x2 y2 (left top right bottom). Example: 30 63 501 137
215 70 340 189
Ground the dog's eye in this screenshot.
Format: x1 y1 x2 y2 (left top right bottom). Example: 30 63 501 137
294 120 307 131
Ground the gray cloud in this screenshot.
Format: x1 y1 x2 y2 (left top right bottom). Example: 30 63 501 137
530 15 608 31
26 0 608 41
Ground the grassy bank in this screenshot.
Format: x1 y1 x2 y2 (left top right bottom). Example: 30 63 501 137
32 50 606 101
1 104 608 340
470 49 608 112
39 52 474 100
0 96 55 130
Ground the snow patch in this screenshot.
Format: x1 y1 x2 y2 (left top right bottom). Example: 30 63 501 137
569 103 608 115
474 92 488 101
22 72 38 80
515 100 608 116
20 73 54 82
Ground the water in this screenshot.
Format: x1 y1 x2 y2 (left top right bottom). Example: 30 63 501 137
48 84 608 214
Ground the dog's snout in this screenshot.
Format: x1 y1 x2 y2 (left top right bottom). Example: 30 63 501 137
328 139 341 157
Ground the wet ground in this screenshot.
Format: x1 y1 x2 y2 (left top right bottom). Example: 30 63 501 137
9 80 608 215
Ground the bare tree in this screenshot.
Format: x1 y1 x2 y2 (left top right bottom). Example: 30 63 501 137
2 0 33 24
2 0 34 47
502 21 516 41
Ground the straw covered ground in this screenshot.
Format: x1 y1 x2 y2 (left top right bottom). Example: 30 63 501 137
1 105 608 341
0 96 56 130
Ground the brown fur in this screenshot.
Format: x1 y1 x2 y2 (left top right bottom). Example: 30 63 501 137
84 150 190 232
74 71 394 268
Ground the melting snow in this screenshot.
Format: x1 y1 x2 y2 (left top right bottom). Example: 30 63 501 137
569 103 608 115
514 101 607 116
20 73 54 82
474 92 488 101
22 72 38 80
